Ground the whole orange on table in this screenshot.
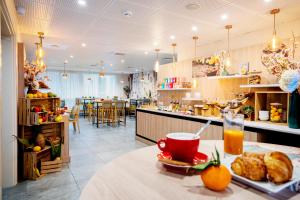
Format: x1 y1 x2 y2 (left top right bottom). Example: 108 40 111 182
193 148 232 191
201 164 231 191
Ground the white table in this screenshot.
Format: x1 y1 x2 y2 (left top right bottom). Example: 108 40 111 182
80 140 300 200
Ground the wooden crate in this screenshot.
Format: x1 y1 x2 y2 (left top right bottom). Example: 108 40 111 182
23 146 51 180
30 112 48 125
19 97 60 126
41 159 63 174
254 91 289 125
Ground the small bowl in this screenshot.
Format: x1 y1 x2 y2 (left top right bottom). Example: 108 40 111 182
259 110 269 121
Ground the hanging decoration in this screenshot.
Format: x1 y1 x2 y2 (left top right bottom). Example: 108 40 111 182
154 49 160 73
99 60 105 78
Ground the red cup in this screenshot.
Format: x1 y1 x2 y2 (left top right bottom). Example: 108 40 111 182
157 132 200 163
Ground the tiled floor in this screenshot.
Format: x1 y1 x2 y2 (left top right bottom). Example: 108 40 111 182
3 117 148 200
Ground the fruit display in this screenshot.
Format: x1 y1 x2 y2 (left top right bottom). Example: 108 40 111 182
270 103 283 122
192 148 231 191
26 91 57 99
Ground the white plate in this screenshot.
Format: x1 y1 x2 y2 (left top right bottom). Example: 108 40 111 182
222 156 300 193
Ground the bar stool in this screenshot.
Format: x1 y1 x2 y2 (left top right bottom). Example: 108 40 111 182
86 103 94 123
113 100 126 126
100 100 113 126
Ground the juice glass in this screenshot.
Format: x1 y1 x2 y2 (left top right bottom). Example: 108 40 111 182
223 113 244 156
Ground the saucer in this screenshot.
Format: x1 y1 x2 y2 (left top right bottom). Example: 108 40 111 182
157 151 208 169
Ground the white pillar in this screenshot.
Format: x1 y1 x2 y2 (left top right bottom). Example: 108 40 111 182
1 36 18 188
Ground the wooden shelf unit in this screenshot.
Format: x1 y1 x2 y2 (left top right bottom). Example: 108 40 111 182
18 97 66 180
254 91 289 125
240 83 280 88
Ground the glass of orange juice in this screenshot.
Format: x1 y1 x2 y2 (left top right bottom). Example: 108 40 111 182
223 113 244 156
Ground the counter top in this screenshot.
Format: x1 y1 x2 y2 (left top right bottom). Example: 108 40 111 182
137 108 300 136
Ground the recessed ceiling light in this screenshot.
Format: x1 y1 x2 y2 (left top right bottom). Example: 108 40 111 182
185 3 200 10
121 59 125 63
78 0 86 6
64 59 68 64
110 63 113 67
170 35 175 40
264 0 272 2
122 10 133 17
153 41 158 46
192 26 198 31
144 51 149 55
221 14 228 20
70 55 74 58
81 43 86 47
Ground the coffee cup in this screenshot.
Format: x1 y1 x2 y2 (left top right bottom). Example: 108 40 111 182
157 132 200 163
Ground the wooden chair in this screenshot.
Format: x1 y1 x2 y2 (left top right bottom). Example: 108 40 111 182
69 105 80 133
100 100 113 126
86 103 94 123
113 100 126 126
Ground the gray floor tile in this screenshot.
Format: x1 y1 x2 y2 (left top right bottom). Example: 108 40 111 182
3 117 149 200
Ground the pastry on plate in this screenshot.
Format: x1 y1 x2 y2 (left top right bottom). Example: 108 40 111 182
231 152 267 181
264 151 293 184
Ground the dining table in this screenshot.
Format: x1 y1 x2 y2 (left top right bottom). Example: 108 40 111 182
80 140 300 200
94 100 127 128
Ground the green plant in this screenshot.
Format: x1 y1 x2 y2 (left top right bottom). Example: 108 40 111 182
242 105 254 119
123 86 131 98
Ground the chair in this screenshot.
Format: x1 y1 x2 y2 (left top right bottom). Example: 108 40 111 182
86 103 94 123
69 104 80 133
129 99 137 117
113 100 126 126
99 100 113 126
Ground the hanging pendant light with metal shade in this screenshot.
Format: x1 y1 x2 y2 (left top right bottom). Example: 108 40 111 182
62 60 68 79
172 43 177 68
225 24 232 69
154 49 160 73
269 8 281 52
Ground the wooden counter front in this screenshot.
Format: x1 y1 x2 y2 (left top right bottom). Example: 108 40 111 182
136 110 258 144
136 109 300 147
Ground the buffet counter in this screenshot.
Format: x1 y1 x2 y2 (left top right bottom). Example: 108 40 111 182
136 108 300 147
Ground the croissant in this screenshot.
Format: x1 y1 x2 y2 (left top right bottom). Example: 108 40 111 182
231 152 267 181
264 152 293 184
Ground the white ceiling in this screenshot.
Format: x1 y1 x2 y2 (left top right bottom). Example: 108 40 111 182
14 0 300 73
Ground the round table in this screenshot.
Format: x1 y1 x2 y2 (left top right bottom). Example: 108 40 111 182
80 140 300 200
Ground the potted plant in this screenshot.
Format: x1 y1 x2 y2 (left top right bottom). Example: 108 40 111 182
241 105 254 121
123 86 131 99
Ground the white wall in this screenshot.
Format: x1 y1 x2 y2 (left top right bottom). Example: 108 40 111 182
1 36 18 188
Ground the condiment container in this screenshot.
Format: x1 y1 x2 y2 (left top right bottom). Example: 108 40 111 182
194 105 203 116
270 103 282 123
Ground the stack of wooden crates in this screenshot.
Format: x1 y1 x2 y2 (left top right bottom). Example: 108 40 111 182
18 97 65 180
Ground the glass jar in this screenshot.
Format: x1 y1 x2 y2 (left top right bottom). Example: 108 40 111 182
270 103 282 123
223 113 244 156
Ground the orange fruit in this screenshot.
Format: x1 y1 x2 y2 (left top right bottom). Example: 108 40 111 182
201 165 231 191
42 93 48 98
